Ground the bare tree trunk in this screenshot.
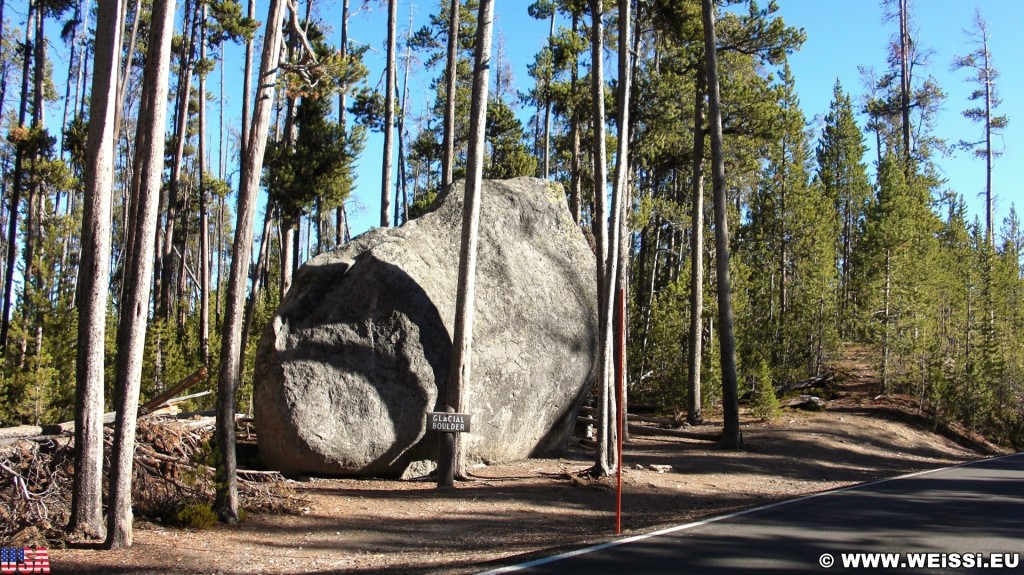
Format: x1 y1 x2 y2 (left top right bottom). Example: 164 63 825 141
335 0 349 246
0 2 34 350
687 82 705 425
568 11 581 224
882 249 891 395
898 0 911 164
437 0 494 489
397 3 413 226
106 0 175 548
219 43 225 180
161 0 198 319
588 0 612 477
978 22 995 247
611 0 633 447
73 2 90 120
33 7 44 127
242 0 255 156
381 0 397 227
701 0 742 449
112 0 142 145
240 204 273 369
69 0 124 540
58 0 80 163
198 4 210 365
279 216 294 299
175 176 193 331
215 0 286 522
637 218 660 376
440 0 459 190
777 139 788 359
543 9 554 179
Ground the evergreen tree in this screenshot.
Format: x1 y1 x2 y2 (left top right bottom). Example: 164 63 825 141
484 98 536 179
815 81 871 336
858 154 942 396
952 9 1008 247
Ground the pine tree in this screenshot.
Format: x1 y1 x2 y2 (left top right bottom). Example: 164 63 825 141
858 153 941 396
69 0 122 540
438 0 494 489
815 81 871 336
702 0 741 449
952 9 1008 248
106 0 177 547
215 0 286 523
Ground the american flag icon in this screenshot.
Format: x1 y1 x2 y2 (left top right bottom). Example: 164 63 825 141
0 547 49 574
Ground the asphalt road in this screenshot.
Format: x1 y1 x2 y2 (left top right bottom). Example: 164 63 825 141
478 454 1024 574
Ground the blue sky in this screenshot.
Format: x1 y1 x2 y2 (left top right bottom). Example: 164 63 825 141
11 0 1020 244
335 0 1021 240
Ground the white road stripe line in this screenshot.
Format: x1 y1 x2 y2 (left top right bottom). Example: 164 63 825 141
475 452 1022 574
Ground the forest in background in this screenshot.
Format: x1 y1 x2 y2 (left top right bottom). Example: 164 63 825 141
0 0 1021 486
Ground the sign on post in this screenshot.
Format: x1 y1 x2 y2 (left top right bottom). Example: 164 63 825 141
428 412 472 433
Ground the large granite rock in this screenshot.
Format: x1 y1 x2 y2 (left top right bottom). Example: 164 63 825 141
254 177 597 478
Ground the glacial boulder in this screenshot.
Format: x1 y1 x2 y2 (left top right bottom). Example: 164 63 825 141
253 177 597 478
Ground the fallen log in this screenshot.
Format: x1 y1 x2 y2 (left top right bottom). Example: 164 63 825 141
140 367 209 413
0 412 118 442
579 406 677 427
781 395 826 411
774 374 834 395
626 423 719 442
0 368 210 442
237 469 286 482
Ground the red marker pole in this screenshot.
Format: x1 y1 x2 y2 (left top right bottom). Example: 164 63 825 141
615 288 625 536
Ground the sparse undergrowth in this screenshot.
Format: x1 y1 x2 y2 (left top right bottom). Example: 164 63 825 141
0 417 303 545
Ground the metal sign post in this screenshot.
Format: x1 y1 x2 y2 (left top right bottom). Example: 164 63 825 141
616 287 626 536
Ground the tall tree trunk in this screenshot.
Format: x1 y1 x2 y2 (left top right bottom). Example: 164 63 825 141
161 0 198 319
335 0 349 246
74 1 90 119
542 8 554 179
112 0 143 145
58 0 79 163
198 4 210 365
23 1 46 345
612 0 633 445
69 0 124 540
33 7 44 126
701 0 742 449
219 43 225 179
981 31 994 247
215 0 286 522
216 54 225 325
242 0 255 156
637 217 659 376
777 139 788 358
240 204 274 371
174 177 193 331
898 0 910 165
105 0 175 548
437 0 494 489
588 0 612 476
882 249 891 395
687 82 705 425
568 11 581 224
279 216 295 299
440 0 459 190
0 2 34 350
381 0 397 227
397 2 413 226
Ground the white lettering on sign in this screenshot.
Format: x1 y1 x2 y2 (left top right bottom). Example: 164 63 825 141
427 412 473 433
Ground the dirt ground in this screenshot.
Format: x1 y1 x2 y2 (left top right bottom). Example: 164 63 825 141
50 347 1006 574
